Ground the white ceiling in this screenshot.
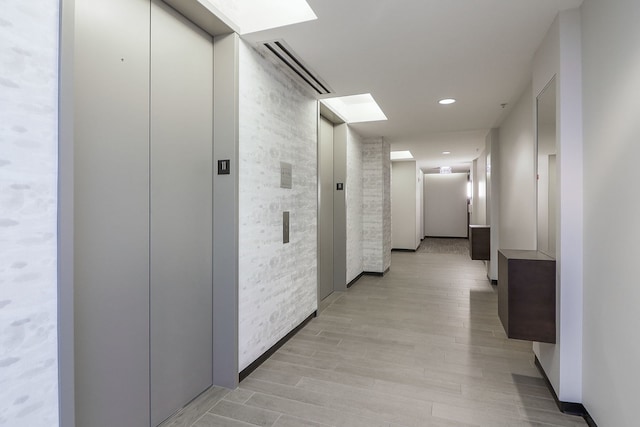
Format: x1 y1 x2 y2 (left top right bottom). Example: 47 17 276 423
242 0 582 172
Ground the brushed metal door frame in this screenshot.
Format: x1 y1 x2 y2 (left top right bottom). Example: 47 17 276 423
318 115 334 301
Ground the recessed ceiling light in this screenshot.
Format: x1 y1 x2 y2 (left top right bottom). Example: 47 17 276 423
197 0 317 34
320 93 387 124
390 151 413 161
442 151 451 155
439 98 456 105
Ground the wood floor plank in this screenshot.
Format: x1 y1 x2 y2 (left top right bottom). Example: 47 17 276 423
192 413 256 427
171 248 585 427
244 392 391 427
160 387 230 427
272 414 331 427
208 400 280 427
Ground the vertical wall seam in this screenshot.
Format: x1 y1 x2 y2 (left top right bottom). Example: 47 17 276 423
147 0 152 422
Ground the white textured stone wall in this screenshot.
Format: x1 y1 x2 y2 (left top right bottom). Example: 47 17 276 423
346 128 363 283
362 138 391 273
382 140 391 271
0 2 60 426
237 42 317 371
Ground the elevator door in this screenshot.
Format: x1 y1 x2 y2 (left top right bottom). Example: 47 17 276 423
319 116 334 300
150 1 213 425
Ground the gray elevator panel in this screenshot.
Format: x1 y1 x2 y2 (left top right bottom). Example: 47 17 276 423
319 116 334 300
150 1 213 425
332 123 347 291
74 0 151 425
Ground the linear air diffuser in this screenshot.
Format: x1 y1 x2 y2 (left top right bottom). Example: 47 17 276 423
263 40 332 95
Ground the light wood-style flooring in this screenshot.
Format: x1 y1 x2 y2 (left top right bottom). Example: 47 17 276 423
161 248 586 427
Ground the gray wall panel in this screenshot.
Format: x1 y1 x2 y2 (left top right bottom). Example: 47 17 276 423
212 33 239 388
58 0 76 425
318 116 334 300
333 124 347 290
150 1 214 424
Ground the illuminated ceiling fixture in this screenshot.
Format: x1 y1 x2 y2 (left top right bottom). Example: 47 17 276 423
438 98 456 105
439 166 452 174
320 93 388 124
442 151 451 155
197 0 317 34
390 151 414 161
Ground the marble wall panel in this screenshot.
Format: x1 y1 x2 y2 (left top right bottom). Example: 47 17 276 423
0 2 60 426
362 138 391 273
237 42 317 371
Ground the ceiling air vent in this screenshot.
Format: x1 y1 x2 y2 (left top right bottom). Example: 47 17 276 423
263 40 332 95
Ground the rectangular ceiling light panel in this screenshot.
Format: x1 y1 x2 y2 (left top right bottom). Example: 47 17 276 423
320 94 387 124
390 151 414 161
197 0 317 34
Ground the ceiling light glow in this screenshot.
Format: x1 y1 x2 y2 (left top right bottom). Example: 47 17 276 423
442 151 451 155
390 151 414 161
197 0 317 34
439 166 452 174
439 98 456 105
320 94 387 124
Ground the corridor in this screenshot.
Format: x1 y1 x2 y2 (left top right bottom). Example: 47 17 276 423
162 243 585 427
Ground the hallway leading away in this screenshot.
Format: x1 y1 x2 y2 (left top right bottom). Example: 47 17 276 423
162 245 585 427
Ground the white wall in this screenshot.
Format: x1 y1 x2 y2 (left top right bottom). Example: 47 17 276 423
0 2 60 426
497 83 537 251
346 127 363 283
416 169 424 241
582 0 640 424
531 10 583 404
362 138 391 273
471 150 487 226
423 173 468 238
238 42 317 371
391 161 418 250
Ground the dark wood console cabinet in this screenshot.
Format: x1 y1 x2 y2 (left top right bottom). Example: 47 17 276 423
469 225 490 260
498 249 556 343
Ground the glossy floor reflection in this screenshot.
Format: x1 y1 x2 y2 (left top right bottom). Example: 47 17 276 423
161 248 586 427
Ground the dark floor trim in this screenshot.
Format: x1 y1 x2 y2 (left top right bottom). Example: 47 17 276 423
239 311 316 382
583 412 598 427
424 236 468 240
534 357 598 426
347 269 390 288
347 272 365 288
392 248 416 252
364 268 389 277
